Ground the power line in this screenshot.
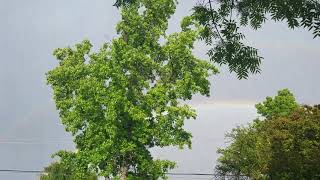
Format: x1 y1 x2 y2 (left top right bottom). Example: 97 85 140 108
0 169 43 173
0 141 73 145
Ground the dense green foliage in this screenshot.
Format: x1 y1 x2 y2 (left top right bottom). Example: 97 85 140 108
215 90 320 179
47 0 217 179
191 2 262 79
215 120 270 178
40 161 97 180
264 105 320 179
233 0 320 37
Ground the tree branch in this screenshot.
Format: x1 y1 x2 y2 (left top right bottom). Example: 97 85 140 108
208 0 224 42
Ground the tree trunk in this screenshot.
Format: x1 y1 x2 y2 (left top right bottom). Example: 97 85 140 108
119 165 128 180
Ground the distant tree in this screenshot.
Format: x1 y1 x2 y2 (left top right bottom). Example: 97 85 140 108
47 0 217 179
255 89 298 119
215 90 320 179
40 161 97 180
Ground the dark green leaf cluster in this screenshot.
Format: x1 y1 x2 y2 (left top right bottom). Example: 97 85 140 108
215 90 320 179
47 0 217 179
265 105 320 179
114 0 136 8
210 20 262 79
235 0 320 38
191 0 320 79
192 1 262 79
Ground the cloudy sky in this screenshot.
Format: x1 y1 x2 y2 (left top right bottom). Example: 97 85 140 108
0 0 319 179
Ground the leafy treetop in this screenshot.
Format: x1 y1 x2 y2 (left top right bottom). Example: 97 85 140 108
255 89 298 119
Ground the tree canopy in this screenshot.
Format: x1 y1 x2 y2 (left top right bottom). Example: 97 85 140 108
215 89 320 179
255 88 298 119
264 105 320 179
47 0 217 179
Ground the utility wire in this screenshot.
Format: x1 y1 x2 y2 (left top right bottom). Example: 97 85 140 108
0 169 43 173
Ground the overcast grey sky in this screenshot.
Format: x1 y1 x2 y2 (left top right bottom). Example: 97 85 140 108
0 0 319 179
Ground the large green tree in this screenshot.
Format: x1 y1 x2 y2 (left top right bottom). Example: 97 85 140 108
215 90 320 179
47 0 217 179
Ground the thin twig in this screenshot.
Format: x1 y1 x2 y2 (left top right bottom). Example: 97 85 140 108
208 0 224 42
230 0 234 21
